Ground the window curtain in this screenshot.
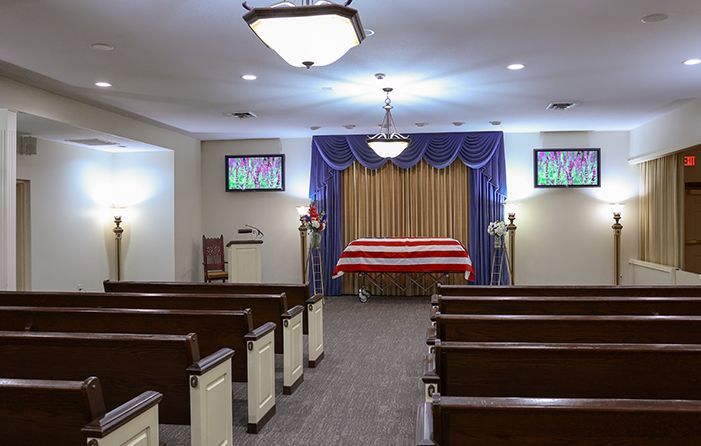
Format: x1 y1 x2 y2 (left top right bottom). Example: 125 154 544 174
639 153 683 267
341 160 470 295
310 132 507 295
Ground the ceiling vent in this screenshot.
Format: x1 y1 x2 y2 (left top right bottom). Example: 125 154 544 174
224 112 258 119
547 102 577 111
66 138 119 146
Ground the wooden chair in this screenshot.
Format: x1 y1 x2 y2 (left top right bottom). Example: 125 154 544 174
202 235 228 282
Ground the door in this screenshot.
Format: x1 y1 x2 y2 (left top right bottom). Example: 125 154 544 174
15 180 30 291
685 187 701 274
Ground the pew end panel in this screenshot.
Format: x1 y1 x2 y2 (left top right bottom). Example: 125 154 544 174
186 348 235 446
306 293 325 367
282 305 304 395
245 322 277 433
422 351 439 403
415 402 434 446
83 390 163 446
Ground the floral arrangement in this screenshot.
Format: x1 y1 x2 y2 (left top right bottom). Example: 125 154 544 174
300 203 327 232
487 220 508 237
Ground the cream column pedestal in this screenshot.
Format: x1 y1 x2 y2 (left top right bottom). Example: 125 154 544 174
227 240 263 283
0 109 17 291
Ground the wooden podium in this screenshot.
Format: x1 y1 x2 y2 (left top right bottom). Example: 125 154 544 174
226 240 262 283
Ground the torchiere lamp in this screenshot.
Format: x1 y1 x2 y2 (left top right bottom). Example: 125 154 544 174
112 206 126 281
505 202 519 285
296 205 310 283
610 203 624 286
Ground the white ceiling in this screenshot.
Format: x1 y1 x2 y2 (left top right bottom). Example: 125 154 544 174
1 0 701 140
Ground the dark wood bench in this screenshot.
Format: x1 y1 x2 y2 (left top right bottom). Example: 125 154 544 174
436 284 701 297
428 314 701 350
416 395 701 445
0 331 234 444
431 295 701 318
0 376 162 446
423 341 701 403
0 305 276 432
0 290 304 395
104 280 325 367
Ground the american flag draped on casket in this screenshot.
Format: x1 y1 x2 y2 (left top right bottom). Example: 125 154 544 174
332 237 475 281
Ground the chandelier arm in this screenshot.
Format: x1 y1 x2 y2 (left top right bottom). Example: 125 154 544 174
344 0 354 5
242 1 252 11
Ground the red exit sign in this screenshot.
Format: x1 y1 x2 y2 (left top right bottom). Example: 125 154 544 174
685 155 697 167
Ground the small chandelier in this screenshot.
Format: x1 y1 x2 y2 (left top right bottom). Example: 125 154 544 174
243 1 365 69
367 87 410 158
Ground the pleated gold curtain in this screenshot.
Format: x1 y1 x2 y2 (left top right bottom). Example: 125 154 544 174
639 153 683 267
341 160 469 295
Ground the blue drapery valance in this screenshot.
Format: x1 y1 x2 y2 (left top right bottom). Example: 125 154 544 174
309 132 508 294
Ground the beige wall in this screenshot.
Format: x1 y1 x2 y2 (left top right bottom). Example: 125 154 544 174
200 138 311 283
0 75 201 280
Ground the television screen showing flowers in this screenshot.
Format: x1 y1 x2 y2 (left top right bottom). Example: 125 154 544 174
226 154 285 191
534 149 601 188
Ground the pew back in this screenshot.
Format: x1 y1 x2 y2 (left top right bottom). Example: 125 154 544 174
0 331 207 425
432 314 701 344
433 341 701 400
436 295 701 316
438 284 701 297
422 396 701 446
0 305 256 381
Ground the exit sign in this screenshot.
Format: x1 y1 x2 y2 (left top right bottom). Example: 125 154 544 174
685 155 697 167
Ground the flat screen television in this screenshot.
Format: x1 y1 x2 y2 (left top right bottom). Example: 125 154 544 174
534 148 601 188
225 154 285 192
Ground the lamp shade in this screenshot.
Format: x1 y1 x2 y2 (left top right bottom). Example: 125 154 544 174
367 138 410 158
244 2 365 68
296 205 310 217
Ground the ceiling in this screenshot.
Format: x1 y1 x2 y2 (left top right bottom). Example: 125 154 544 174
1 0 700 140
18 113 169 153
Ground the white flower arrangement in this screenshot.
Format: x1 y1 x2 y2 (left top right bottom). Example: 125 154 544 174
487 220 508 237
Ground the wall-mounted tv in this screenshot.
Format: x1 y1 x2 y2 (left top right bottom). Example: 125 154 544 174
534 148 601 188
225 154 285 192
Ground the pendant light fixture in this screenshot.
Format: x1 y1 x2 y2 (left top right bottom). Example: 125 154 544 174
243 0 365 69
367 88 410 158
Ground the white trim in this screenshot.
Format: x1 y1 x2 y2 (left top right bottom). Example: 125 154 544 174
0 109 17 291
628 258 678 273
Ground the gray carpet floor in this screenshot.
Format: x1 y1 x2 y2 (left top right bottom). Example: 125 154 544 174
161 294 430 445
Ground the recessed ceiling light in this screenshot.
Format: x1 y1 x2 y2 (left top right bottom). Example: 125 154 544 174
490 121 502 126
452 121 465 127
322 86 334 91
683 58 701 66
342 124 356 130
94 81 112 88
507 63 526 71
90 43 115 51
241 74 257 80
415 122 429 127
310 126 322 131
364 28 375 37
641 13 669 24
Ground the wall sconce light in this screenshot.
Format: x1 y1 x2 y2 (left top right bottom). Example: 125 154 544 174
112 206 126 281
610 203 624 285
505 202 519 285
296 205 310 283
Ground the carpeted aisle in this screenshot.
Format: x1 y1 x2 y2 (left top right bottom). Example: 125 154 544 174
161 295 430 446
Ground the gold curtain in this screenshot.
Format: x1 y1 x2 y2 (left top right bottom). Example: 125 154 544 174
341 160 469 295
639 153 683 267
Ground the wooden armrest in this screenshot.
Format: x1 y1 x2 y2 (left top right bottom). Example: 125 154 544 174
430 306 439 322
187 348 235 376
430 294 439 306
82 391 163 438
282 305 304 319
426 326 437 345
244 322 276 341
415 402 435 446
306 293 324 305
422 353 438 384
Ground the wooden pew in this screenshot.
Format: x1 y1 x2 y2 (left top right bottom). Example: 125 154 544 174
423 341 701 403
416 395 701 445
428 314 701 351
0 290 304 395
432 295 701 318
0 331 233 445
436 284 701 298
0 376 162 446
104 280 325 367
0 306 276 432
